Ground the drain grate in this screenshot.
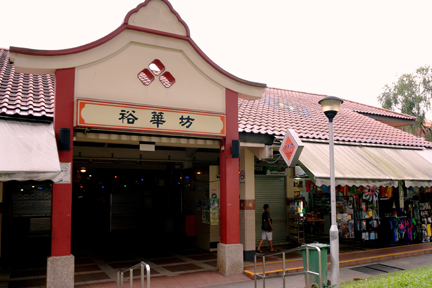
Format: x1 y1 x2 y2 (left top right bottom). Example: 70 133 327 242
350 264 404 275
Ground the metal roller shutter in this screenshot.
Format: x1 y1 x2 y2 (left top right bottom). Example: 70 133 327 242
255 176 286 243
10 182 52 236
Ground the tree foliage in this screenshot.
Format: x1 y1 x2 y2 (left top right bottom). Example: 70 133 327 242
378 65 432 141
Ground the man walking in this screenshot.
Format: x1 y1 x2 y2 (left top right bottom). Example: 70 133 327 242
257 204 277 253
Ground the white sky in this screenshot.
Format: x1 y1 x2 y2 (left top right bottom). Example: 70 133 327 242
1 0 431 113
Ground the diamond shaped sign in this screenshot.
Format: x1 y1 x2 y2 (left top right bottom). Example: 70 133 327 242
279 129 304 168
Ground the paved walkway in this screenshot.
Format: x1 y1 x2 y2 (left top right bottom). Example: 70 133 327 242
211 253 432 288
243 242 432 278
1 242 432 287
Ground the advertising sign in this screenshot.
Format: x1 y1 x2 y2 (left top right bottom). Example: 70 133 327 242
76 99 226 137
279 129 304 167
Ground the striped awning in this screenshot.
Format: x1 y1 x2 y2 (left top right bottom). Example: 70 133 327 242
298 142 432 188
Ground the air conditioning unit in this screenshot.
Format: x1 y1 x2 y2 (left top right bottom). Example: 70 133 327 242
258 145 273 159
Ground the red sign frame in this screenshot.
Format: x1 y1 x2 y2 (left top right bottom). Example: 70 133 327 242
279 129 304 168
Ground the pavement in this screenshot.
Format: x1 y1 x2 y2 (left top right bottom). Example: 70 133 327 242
208 252 432 288
2 242 432 287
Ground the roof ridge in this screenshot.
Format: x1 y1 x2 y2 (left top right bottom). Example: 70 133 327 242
266 86 330 98
342 97 415 119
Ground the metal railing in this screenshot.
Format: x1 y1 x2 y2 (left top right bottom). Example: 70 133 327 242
117 261 151 288
254 245 323 288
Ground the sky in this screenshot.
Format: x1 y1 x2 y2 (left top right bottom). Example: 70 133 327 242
1 0 431 114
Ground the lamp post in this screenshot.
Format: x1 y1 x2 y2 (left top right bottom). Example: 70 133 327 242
318 96 343 288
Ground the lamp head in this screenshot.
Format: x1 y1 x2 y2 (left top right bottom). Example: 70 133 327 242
318 96 343 122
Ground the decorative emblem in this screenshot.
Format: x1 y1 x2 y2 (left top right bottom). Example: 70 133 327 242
137 59 176 88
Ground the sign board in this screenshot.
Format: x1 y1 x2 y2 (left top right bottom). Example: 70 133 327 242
266 166 289 176
55 162 71 184
253 166 289 176
279 129 304 168
76 99 226 137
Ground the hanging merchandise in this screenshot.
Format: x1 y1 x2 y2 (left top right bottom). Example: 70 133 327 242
336 196 355 239
339 185 349 196
354 186 364 195
419 202 431 242
321 185 330 194
306 180 316 193
361 220 367 230
363 186 379 201
379 186 393 198
405 219 414 242
306 180 326 195
362 231 369 240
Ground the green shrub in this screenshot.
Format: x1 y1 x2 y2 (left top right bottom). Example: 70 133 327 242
340 265 432 288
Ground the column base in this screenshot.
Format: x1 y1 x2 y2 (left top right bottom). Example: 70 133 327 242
217 243 243 276
47 255 74 288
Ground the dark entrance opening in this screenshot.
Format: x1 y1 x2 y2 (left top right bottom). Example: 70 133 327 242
2 181 52 268
71 165 188 257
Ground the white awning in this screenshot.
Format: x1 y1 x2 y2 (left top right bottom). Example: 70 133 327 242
0 120 62 182
298 143 432 188
361 147 432 188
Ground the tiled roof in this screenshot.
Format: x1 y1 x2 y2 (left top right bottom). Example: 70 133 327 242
1 48 429 147
342 99 415 121
239 87 432 148
0 48 54 118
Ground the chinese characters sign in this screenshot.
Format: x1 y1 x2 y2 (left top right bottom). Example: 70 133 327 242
279 129 304 168
77 99 226 136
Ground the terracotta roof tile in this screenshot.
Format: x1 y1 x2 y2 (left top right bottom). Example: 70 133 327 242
343 99 415 120
1 48 429 148
239 87 432 148
0 48 54 118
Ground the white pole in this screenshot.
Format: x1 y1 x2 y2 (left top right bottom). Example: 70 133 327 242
329 119 339 287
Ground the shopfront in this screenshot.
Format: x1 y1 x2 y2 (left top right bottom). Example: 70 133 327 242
4 1 432 286
6 0 265 285
254 166 288 243
288 141 432 247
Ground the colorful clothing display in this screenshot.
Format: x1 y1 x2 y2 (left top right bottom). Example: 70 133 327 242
311 184 431 246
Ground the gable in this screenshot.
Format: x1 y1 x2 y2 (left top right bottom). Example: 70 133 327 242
126 0 188 36
9 0 265 132
75 31 225 114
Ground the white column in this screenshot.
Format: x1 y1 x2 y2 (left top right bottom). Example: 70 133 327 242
239 148 256 260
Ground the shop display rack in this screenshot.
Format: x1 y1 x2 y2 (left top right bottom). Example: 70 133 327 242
288 211 305 244
419 202 431 242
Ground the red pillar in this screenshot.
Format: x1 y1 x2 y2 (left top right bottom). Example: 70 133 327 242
51 68 75 256
219 88 240 244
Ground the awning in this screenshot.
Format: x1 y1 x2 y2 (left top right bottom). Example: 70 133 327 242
360 147 432 188
298 143 432 188
0 120 62 182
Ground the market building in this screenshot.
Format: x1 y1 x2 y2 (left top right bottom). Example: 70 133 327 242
238 88 432 252
1 0 432 287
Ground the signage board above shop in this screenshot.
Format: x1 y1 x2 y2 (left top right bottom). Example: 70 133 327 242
254 165 289 176
279 129 304 168
76 99 226 137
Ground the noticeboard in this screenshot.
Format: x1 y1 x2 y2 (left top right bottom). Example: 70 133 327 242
279 129 304 168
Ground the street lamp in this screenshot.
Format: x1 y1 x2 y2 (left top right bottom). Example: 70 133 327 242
318 96 343 288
